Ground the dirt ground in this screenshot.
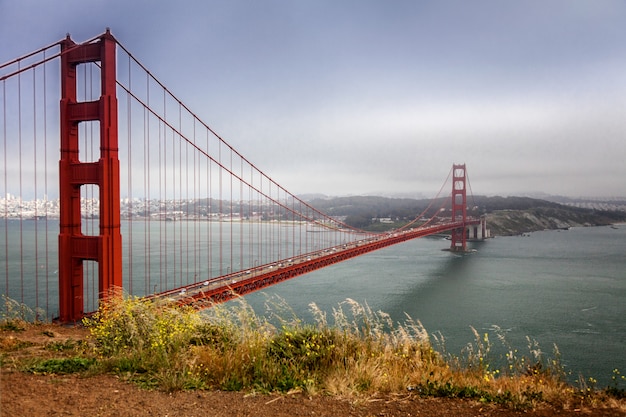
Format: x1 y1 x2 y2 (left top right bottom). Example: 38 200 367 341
1 324 624 417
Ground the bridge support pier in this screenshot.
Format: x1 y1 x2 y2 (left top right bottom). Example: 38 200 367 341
467 216 490 240
58 30 122 322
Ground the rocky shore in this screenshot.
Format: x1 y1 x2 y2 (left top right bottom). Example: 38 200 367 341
485 206 626 236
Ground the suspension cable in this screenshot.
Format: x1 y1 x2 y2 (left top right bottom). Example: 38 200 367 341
113 38 372 235
0 33 102 81
396 166 453 231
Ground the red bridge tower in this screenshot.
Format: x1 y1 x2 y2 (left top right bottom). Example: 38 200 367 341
58 30 122 322
450 164 467 251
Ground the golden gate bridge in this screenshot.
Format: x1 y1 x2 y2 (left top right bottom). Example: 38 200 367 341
1 30 486 322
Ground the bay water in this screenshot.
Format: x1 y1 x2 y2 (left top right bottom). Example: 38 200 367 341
2 220 624 386
241 225 626 387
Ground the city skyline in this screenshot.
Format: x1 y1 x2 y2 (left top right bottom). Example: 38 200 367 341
2 193 625 221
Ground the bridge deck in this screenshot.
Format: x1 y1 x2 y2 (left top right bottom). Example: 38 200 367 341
154 220 480 309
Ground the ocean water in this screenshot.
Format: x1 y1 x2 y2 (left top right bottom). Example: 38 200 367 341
2 220 625 385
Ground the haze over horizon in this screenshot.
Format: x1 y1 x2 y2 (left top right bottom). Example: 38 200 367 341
2 1 625 199
297 190 626 202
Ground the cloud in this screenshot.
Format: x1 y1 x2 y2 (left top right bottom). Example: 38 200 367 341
2 0 626 198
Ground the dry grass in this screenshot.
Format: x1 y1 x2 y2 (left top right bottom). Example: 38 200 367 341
2 294 625 411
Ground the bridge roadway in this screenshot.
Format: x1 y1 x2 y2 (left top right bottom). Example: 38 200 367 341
151 219 480 309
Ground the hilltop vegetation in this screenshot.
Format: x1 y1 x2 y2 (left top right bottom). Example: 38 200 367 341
306 195 626 235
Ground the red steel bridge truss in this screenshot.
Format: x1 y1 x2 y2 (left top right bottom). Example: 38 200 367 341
1 31 484 322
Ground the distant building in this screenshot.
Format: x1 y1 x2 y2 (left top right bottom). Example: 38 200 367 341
372 217 394 224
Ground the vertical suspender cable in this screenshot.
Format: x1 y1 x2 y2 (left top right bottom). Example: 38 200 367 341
186 107 191 284
229 148 233 275
173 127 178 284
172 103 177 285
218 141 223 276
258 177 263 266
291 189 295 258
2 79 7 309
33 67 39 314
240 156 244 271
193 118 197 283
298 199 302 256
18 62 24 304
144 71 150 295
248 165 251 272
163 91 169 288
127 54 133 293
177 102 182 287
207 130 212 279
158 92 163 292
269 181 273 262
173 110 178 285
43 49 50 315
126 55 133 294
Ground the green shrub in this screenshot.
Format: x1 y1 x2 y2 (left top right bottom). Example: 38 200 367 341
268 326 336 372
83 293 199 358
26 357 95 374
45 339 78 352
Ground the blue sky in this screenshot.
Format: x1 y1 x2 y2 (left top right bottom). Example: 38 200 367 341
2 1 625 198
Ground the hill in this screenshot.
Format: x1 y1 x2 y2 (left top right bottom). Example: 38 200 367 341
306 195 626 235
